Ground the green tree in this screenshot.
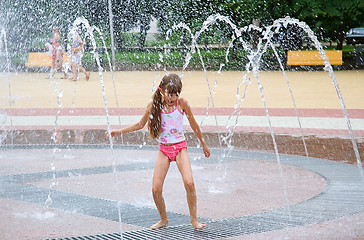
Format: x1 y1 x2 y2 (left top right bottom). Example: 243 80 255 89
111 1 132 49
216 0 364 50
317 0 363 49
290 0 364 49
2 0 109 52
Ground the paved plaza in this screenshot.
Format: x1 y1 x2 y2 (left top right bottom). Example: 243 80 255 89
0 70 363 239
1 71 364 137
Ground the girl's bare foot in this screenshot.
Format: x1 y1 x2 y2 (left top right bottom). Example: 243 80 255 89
192 221 206 230
150 220 168 230
86 73 90 81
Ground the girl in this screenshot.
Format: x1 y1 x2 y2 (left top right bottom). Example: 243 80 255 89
46 27 61 79
70 32 90 81
49 40 67 79
51 27 61 61
107 73 210 230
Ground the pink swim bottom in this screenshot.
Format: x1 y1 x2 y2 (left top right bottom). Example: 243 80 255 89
159 141 187 162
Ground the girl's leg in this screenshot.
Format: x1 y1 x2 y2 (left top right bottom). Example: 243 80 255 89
70 63 77 81
62 69 67 79
46 60 56 79
150 151 170 229
175 148 206 229
52 61 62 78
79 65 90 80
57 61 66 79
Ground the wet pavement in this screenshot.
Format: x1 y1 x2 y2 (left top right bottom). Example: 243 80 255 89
0 70 364 239
1 146 363 239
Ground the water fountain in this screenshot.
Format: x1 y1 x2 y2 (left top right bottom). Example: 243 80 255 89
0 9 363 240
0 27 13 146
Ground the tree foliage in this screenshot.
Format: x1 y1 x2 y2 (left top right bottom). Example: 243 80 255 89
1 0 363 53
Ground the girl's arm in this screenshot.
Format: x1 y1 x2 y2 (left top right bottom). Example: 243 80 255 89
107 103 151 138
80 40 84 55
180 98 210 158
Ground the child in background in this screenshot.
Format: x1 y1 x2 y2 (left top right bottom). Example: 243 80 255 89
45 41 53 78
46 26 62 79
49 40 67 79
70 32 90 81
107 73 210 230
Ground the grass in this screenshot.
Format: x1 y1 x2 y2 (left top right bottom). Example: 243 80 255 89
93 48 252 70
10 43 360 71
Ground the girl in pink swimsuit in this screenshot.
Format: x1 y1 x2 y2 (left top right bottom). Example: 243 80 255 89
107 73 210 230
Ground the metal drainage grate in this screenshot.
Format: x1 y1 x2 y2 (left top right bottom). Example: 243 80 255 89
42 216 299 240
43 224 244 240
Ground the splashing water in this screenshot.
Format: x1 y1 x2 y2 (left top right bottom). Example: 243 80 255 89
1 10 362 239
45 81 63 207
166 14 363 216
264 17 362 170
0 27 13 145
166 15 292 209
68 17 124 237
70 17 122 128
170 14 361 169
166 21 225 161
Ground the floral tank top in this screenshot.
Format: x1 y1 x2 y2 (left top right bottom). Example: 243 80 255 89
159 103 186 144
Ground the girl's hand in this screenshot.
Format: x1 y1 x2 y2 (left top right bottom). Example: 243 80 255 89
202 142 210 158
105 130 121 139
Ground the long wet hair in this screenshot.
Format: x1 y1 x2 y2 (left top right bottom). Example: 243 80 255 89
148 73 182 139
